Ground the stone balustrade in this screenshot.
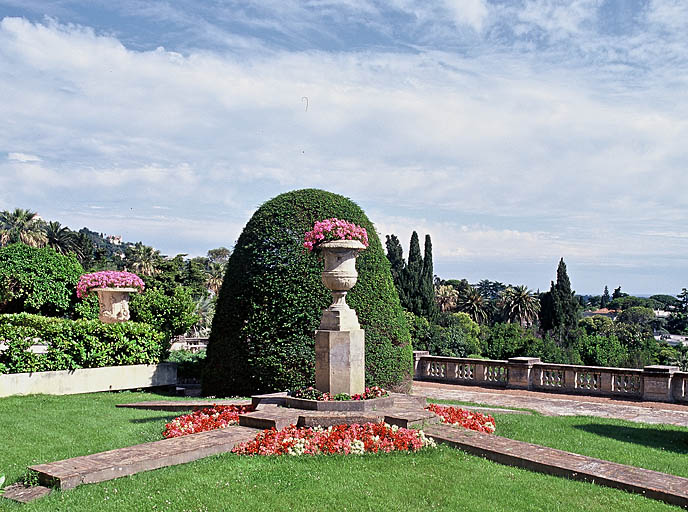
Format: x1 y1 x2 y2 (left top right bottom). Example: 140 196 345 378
413 351 688 403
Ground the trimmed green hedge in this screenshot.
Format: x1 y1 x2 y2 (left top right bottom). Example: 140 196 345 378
204 189 412 396
0 243 83 317
0 313 167 374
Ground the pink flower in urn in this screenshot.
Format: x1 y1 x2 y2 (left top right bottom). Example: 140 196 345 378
303 218 369 252
77 271 145 299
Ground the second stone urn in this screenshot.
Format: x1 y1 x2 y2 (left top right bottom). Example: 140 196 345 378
315 239 367 395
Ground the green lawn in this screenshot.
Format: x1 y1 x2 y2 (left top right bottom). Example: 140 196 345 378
1 391 686 511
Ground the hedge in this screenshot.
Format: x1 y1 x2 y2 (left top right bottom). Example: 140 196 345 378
0 313 167 374
0 243 83 317
204 189 412 396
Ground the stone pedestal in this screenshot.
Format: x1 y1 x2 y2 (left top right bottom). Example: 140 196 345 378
315 329 365 395
642 365 679 402
507 357 541 390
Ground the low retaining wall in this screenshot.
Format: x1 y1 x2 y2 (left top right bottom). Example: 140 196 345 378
413 351 688 404
0 363 177 397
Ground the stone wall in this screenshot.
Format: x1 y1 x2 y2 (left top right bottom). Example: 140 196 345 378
413 351 688 404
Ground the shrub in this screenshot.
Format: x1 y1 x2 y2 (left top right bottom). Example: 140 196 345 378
0 243 83 317
0 313 166 374
166 349 206 381
130 287 198 337
204 189 412 396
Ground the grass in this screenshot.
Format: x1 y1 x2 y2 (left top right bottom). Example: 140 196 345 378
0 391 686 511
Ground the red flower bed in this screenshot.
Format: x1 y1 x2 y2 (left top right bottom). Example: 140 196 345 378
426 404 496 434
163 404 255 439
232 422 436 456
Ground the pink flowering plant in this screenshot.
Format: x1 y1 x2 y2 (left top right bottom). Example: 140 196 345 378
303 218 369 252
77 271 145 299
291 386 388 401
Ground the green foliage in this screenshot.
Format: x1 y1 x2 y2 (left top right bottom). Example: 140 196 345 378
72 294 100 320
650 294 679 310
616 306 656 326
0 243 84 317
577 333 627 367
667 312 688 334
407 312 481 357
0 313 166 374
479 322 542 360
420 234 438 320
165 349 206 380
204 189 412 396
607 295 661 311
130 287 198 337
539 258 580 344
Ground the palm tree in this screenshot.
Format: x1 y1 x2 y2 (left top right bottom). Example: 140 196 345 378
435 284 459 313
456 286 490 324
45 221 82 258
0 208 47 247
125 242 161 276
498 285 540 326
205 262 225 295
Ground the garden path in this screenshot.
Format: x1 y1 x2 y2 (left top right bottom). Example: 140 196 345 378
412 381 688 427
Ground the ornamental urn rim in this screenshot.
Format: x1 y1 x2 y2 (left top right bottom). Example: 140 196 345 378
318 239 366 250
90 287 140 292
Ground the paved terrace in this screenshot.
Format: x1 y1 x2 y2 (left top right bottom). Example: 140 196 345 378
412 380 688 427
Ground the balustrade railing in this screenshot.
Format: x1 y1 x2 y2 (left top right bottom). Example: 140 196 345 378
413 351 683 403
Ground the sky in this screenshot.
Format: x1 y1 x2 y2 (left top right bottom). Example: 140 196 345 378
0 0 687 295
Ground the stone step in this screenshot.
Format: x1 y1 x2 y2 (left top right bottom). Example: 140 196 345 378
29 426 259 491
2 483 53 503
424 423 688 509
115 399 251 412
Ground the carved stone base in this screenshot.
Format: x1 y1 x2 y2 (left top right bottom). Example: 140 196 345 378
315 329 365 396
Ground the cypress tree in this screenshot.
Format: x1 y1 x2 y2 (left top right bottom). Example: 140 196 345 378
420 234 438 320
601 285 610 308
401 231 423 315
385 234 406 305
538 258 580 343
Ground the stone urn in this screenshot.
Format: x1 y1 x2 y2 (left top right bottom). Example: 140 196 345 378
319 239 366 330
92 287 138 324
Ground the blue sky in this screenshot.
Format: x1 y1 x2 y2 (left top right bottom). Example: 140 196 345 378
1 1 687 295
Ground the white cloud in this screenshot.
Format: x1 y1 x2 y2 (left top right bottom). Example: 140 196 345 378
442 0 489 31
7 152 41 162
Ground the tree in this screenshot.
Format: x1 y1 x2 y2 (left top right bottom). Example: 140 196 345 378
456 286 489 324
0 243 83 316
385 234 405 305
600 286 610 308
498 285 540 327
612 286 626 300
539 258 580 343
400 231 423 315
203 189 412 396
0 208 47 248
435 284 459 312
616 306 656 326
45 221 81 258
125 242 162 276
205 262 225 295
207 247 231 265
420 234 438 320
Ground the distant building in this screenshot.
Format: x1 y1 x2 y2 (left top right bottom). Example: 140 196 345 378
106 235 123 246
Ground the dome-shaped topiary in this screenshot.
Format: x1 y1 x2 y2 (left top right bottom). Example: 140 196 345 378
203 189 412 396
